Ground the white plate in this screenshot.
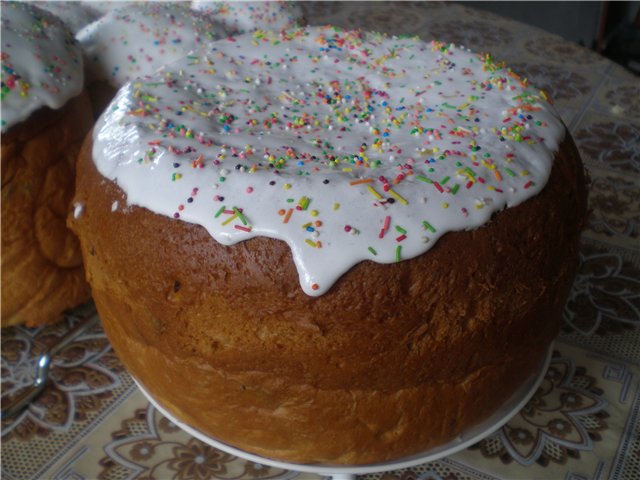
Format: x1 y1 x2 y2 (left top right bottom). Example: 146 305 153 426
136 344 552 478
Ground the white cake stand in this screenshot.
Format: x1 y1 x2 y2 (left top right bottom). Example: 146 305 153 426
136 345 552 479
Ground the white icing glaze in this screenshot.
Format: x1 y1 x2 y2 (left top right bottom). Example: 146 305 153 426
92 27 565 296
73 201 85 219
34 1 102 34
191 1 303 34
1 1 84 133
81 1 137 16
76 3 226 87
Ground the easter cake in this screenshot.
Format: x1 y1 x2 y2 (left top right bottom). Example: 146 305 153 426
1 2 92 327
70 27 587 464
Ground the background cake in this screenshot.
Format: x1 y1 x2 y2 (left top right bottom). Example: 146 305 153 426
33 1 102 34
1 2 92 327
75 3 227 115
69 27 587 464
191 0 304 34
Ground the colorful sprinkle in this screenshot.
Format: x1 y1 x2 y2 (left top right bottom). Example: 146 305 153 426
90 26 563 297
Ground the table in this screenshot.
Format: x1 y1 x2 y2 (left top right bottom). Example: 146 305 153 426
2 2 639 479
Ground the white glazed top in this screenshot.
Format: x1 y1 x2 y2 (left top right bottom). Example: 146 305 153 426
93 27 565 296
83 1 137 16
76 3 226 87
34 1 102 34
1 1 84 133
191 1 303 34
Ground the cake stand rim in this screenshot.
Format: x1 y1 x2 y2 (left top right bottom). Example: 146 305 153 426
134 343 553 476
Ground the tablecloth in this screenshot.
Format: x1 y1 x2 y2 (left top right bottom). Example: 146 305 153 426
2 2 639 479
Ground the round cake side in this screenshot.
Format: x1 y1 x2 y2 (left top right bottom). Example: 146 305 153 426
69 130 587 464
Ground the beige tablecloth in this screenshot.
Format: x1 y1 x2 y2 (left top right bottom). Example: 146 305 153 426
2 2 639 479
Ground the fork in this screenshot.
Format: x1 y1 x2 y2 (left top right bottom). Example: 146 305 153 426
1 310 100 420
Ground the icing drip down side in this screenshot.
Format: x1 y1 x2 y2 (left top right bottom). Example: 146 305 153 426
93 27 565 296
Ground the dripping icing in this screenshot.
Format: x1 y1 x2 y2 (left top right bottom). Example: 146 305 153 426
92 27 565 296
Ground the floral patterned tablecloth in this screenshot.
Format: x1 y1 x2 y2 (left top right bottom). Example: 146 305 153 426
2 2 639 480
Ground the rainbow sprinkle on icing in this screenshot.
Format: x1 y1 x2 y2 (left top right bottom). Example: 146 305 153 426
93 26 565 296
1 2 83 132
191 0 304 35
76 3 227 88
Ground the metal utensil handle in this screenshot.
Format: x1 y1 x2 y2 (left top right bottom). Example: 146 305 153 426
1 313 100 420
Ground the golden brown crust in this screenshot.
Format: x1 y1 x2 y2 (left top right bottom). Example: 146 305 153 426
1 93 94 327
70 130 587 464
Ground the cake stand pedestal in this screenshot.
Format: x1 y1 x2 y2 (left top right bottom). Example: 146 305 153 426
136 345 552 479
